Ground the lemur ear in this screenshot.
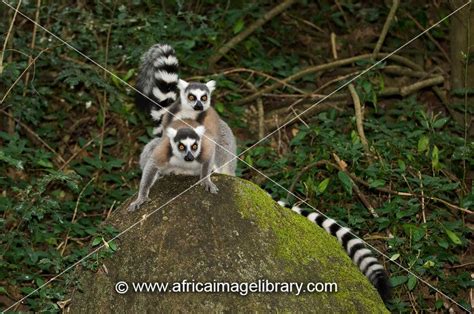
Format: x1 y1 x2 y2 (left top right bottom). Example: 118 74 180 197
178 79 189 90
206 80 216 93
166 127 178 139
194 125 206 137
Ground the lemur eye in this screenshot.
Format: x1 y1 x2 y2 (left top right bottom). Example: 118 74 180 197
191 144 198 151
178 144 185 151
201 95 207 102
188 94 195 101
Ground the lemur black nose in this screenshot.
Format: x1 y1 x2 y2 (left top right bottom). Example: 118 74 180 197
184 152 194 162
194 101 203 111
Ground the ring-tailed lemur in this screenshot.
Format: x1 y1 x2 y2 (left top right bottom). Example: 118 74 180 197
129 118 235 212
135 43 179 137
277 200 391 303
135 43 236 176
137 79 237 176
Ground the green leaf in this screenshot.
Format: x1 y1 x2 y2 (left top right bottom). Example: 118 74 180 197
123 68 135 82
390 275 408 287
0 150 23 169
233 19 245 34
109 240 117 251
337 171 352 195
407 275 417 291
432 145 441 170
444 227 462 245
418 135 429 153
397 159 406 172
423 260 435 268
389 253 400 261
369 179 385 188
92 237 102 247
317 178 330 193
433 117 449 129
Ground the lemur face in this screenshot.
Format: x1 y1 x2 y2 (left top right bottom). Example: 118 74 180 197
178 79 216 112
166 126 206 162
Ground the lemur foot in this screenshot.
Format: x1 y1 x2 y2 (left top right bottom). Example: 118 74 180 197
128 197 150 212
202 181 219 194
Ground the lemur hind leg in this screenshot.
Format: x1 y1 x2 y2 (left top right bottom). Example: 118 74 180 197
128 160 160 212
200 153 218 194
139 137 162 170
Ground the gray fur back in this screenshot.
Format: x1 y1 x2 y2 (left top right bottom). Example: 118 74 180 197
214 119 237 176
139 137 162 170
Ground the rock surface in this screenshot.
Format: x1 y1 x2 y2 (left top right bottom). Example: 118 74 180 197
70 175 388 313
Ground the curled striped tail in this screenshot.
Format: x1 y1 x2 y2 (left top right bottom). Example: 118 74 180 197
135 43 179 137
278 200 392 303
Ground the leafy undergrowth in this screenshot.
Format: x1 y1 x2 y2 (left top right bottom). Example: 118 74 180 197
242 98 473 312
0 0 472 312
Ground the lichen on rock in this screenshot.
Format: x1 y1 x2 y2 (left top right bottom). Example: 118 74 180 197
70 175 388 313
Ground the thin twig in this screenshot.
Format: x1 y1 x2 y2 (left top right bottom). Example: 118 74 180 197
242 80 265 137
22 0 41 97
330 32 338 60
348 84 370 156
418 171 427 225
99 4 116 159
333 153 380 218
406 11 450 62
189 67 307 95
0 0 22 74
1 47 50 104
0 109 65 165
314 71 361 93
373 0 400 56
447 261 474 269
209 0 297 68
60 178 95 256
287 160 335 197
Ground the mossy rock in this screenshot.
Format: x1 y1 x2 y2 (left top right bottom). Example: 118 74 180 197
70 175 388 313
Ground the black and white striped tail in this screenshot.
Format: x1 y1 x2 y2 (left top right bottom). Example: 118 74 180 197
135 43 179 137
278 200 392 303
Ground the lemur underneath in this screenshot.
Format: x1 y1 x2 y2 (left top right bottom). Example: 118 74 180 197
135 43 237 176
129 119 232 212
278 200 391 303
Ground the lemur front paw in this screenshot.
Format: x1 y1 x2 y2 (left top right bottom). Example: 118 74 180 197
128 197 150 212
202 181 219 194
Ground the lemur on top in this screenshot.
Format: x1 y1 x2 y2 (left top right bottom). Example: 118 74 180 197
135 43 236 176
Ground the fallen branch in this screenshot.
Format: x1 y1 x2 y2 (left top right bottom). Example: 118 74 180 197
373 0 400 56
208 0 297 69
265 101 346 131
233 52 424 106
262 76 446 131
400 75 444 96
348 84 370 155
